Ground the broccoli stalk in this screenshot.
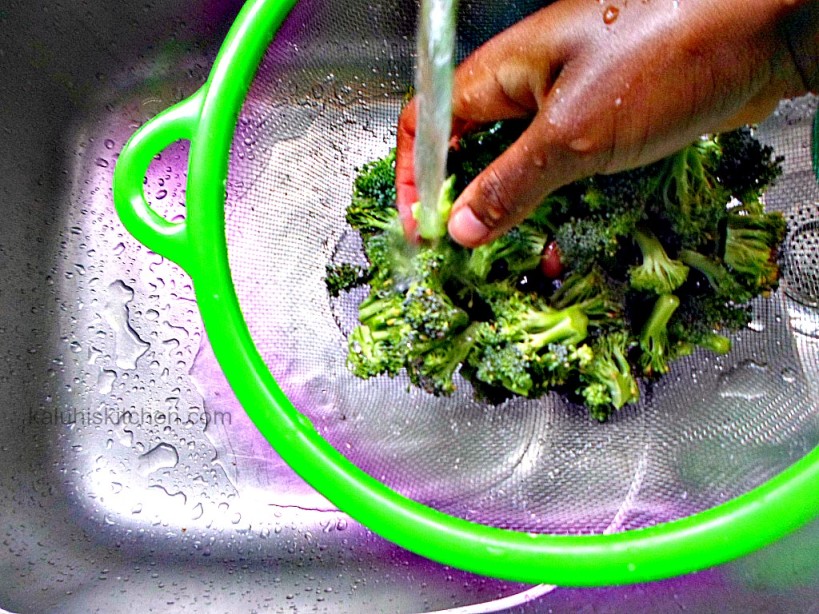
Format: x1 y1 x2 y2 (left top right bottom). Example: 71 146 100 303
412 175 456 241
629 228 690 294
639 294 681 377
510 306 590 355
579 332 640 420
550 267 624 325
678 249 752 301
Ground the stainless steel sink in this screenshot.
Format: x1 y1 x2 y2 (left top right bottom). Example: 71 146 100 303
0 1 817 612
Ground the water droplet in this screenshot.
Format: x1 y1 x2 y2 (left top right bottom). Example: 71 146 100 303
131 503 143 514
746 319 765 333
113 243 126 256
614 97 622 108
191 503 204 520
69 341 82 353
111 482 122 494
781 367 798 383
603 5 619 24
230 512 242 525
95 158 109 168
136 442 179 476
98 369 116 395
717 360 769 401
104 139 115 150
155 189 168 200
102 281 150 370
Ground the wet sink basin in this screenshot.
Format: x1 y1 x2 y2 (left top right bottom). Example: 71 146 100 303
0 1 817 612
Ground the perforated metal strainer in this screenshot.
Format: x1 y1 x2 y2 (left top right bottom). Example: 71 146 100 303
112 0 819 586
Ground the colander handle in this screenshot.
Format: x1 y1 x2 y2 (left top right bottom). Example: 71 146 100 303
113 89 205 274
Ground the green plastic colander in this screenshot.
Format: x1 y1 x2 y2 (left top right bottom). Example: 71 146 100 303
112 0 819 586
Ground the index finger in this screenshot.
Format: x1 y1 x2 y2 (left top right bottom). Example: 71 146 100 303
395 99 420 240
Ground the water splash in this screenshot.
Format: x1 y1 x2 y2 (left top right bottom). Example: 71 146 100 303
414 0 457 220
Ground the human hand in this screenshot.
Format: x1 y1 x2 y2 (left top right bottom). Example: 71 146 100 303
396 0 816 247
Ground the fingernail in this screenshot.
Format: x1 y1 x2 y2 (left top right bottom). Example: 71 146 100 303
449 206 491 247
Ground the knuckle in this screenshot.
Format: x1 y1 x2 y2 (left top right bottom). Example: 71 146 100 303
476 166 517 228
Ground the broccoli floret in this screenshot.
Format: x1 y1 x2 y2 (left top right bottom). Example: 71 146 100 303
723 212 787 291
639 294 682 377
550 267 624 326
362 213 416 281
579 331 640 420
654 138 729 247
352 149 397 210
347 292 410 378
629 228 690 294
534 343 594 390
555 209 641 272
408 323 483 395
325 263 370 297
468 325 535 396
402 280 469 341
716 127 783 203
465 223 548 281
412 175 456 241
346 150 401 237
582 165 659 213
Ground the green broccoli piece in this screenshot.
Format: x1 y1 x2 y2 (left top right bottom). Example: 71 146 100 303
629 228 690 294
481 284 590 354
324 263 370 297
579 331 640 420
469 341 535 397
408 323 483 395
465 223 548 281
655 137 729 247
346 150 401 237
555 209 642 272
715 127 783 203
347 292 410 378
352 149 397 210
639 294 682 377
550 267 624 326
412 175 456 241
723 211 787 291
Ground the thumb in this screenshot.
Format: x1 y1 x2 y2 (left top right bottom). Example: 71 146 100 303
447 113 604 247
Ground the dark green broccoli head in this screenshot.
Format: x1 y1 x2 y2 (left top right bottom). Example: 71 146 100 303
716 127 783 203
325 263 370 297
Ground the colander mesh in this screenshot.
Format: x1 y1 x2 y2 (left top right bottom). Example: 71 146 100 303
224 0 819 534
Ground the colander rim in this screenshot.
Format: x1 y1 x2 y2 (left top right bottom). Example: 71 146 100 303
114 0 819 586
